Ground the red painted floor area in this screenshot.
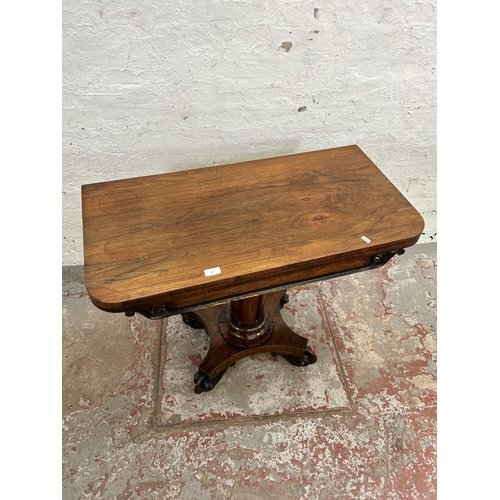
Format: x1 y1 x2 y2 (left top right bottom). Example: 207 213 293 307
62 243 436 499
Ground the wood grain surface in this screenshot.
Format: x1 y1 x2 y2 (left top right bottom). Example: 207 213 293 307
81 145 424 313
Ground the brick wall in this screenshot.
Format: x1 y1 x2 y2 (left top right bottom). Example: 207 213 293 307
63 0 437 265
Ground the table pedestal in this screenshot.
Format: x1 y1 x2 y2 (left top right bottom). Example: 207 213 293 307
181 289 317 394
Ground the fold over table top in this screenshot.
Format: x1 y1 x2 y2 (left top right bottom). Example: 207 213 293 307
81 145 424 313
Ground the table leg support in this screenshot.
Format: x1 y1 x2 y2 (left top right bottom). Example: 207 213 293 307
182 290 317 394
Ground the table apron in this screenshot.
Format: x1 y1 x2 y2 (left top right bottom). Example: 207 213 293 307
126 249 404 320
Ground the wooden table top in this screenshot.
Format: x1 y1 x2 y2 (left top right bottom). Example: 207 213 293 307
82 145 424 314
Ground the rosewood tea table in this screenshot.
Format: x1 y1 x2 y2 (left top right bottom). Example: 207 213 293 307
81 145 424 393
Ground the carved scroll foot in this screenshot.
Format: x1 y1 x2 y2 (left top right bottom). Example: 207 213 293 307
193 362 237 394
271 345 317 367
279 293 289 309
182 313 204 331
194 369 223 393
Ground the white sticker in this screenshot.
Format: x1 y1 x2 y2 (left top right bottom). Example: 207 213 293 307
361 236 371 243
204 266 221 277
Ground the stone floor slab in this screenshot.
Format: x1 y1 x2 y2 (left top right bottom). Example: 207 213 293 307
319 244 437 410
62 242 437 500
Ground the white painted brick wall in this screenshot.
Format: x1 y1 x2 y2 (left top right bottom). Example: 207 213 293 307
63 0 436 265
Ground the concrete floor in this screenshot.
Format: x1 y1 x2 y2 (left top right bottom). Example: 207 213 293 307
62 243 437 499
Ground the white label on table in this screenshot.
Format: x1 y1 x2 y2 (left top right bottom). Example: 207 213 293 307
204 266 222 277
361 235 371 243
